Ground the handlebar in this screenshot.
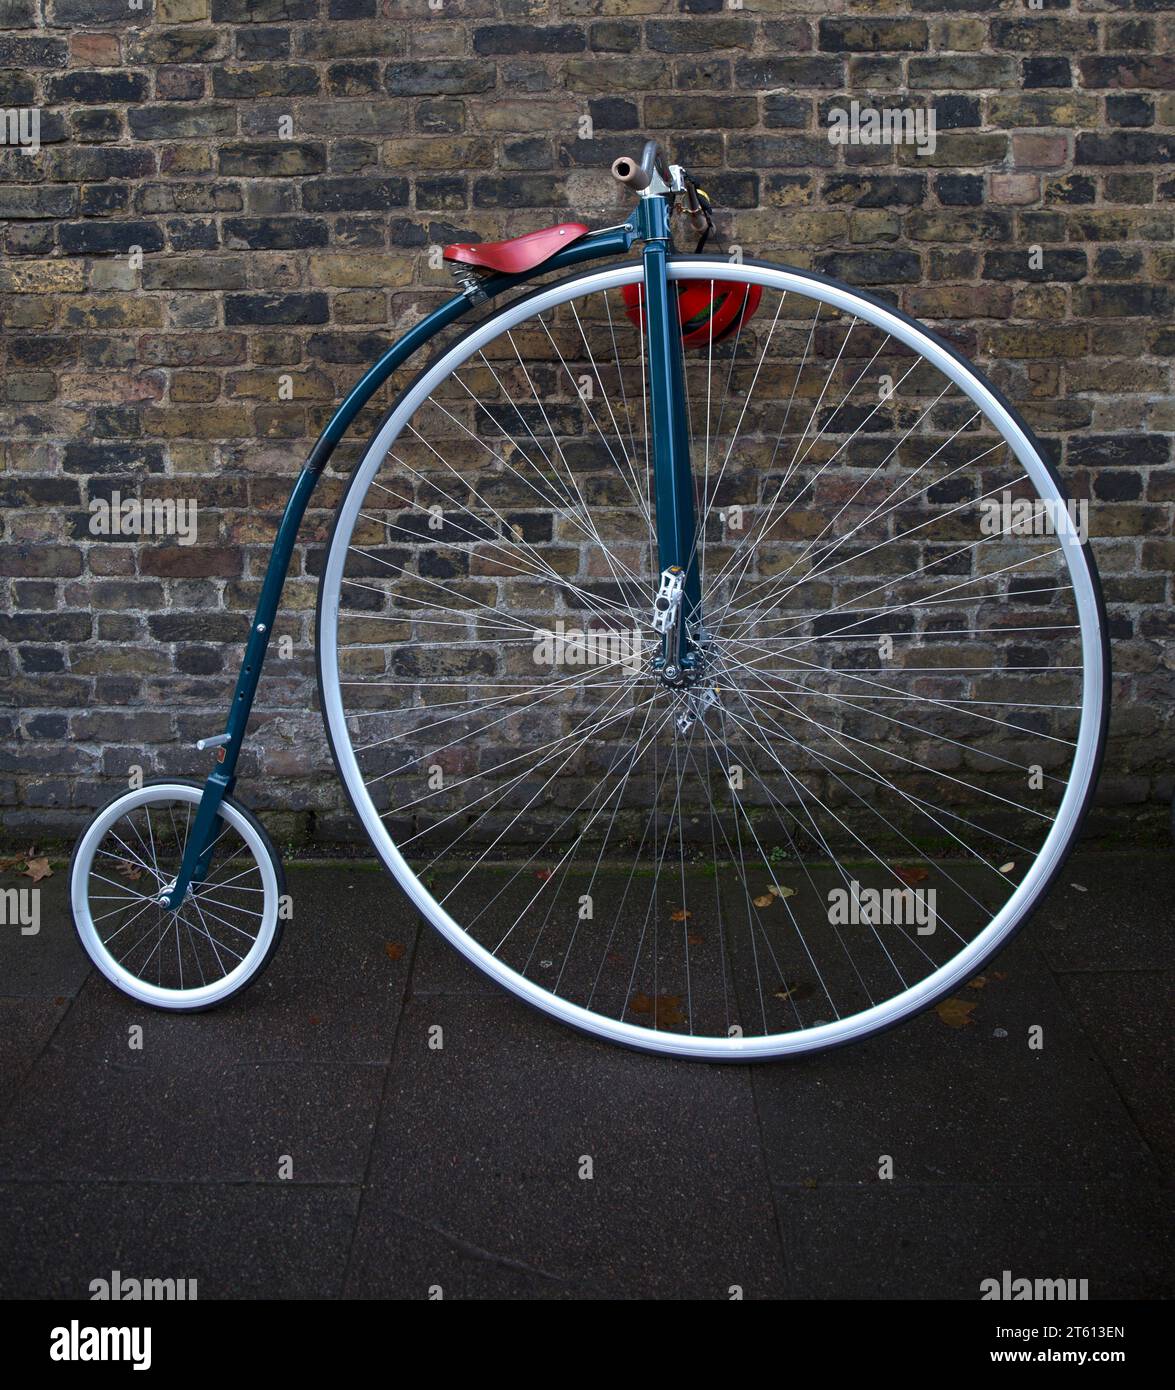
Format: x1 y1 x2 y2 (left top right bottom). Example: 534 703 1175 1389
611 139 712 238
610 139 670 193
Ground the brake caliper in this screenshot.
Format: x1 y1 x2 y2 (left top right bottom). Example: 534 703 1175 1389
652 566 685 682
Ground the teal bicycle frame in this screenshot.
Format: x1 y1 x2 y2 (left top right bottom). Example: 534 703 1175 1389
163 145 698 908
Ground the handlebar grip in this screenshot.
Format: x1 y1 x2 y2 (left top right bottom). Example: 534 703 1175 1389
611 156 650 191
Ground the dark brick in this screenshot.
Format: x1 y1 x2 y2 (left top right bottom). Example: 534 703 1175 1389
416 176 466 211
72 109 124 143
1106 94 1154 129
211 0 315 18
328 61 381 96
78 185 129 217
128 106 237 140
729 135 837 169
302 178 410 211
224 293 330 326
1068 435 1170 468
63 443 166 475
591 21 639 54
588 98 639 131
1076 133 1175 165
218 142 326 177
646 20 755 54
1080 55 1175 89
936 174 984 207
473 176 567 209
0 613 91 642
385 61 494 96
816 250 923 284
646 95 758 130
734 56 844 89
819 19 928 53
0 36 67 67
983 249 1088 283
0 186 77 219
59 222 165 255
823 174 927 208
47 71 149 104
222 217 330 250
212 65 320 99
236 27 291 61
474 25 585 56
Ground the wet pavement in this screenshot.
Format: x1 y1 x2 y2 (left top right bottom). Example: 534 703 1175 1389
0 849 1170 1299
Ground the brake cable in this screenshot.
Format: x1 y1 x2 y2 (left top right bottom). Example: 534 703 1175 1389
682 175 715 254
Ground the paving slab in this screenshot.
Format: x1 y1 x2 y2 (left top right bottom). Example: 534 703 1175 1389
351 994 787 1299
0 999 68 1114
0 1048 384 1184
1057 969 1175 1180
0 1182 359 1300
1032 850 1174 973
750 933 1158 1185
0 868 92 999
773 1182 1174 1300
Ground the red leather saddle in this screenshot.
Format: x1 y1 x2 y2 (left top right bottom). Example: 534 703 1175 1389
443 222 590 276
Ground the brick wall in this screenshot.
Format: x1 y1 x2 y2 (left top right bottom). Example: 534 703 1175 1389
1 0 1172 848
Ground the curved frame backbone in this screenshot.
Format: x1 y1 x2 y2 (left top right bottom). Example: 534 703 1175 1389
163 223 640 904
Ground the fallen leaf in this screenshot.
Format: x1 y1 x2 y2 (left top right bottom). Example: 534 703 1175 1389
774 981 815 1003
893 866 929 885
968 975 988 990
308 1015 321 1026
0 855 24 872
935 996 977 1029
23 857 52 883
753 893 775 908
998 862 1015 875
1071 882 1088 893
629 991 686 1028
767 884 796 899
669 908 691 922
535 868 553 881
686 932 704 946
384 942 405 961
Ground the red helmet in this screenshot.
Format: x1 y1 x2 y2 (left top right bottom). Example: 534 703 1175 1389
621 278 762 349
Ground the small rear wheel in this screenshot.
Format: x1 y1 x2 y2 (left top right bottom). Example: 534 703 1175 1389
69 778 285 1011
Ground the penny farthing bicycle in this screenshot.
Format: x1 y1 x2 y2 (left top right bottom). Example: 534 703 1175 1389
70 141 1109 1059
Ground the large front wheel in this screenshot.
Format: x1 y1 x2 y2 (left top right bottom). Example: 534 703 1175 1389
316 258 1108 1060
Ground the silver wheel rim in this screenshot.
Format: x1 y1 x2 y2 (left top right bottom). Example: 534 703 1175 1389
72 784 280 1010
319 259 1105 1059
